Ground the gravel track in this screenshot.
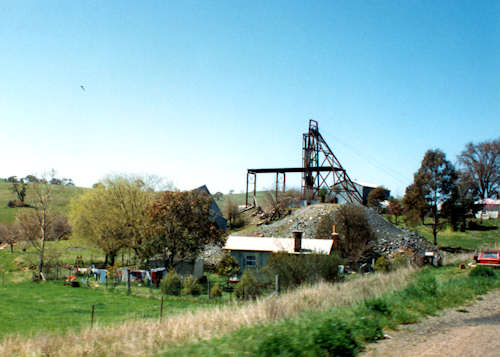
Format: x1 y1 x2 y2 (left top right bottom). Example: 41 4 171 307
362 288 500 357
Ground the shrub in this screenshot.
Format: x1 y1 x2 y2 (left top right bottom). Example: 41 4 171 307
365 297 391 316
374 256 390 272
469 266 498 279
265 252 342 290
216 253 241 279
313 318 360 357
353 316 385 342
235 270 261 300
160 269 181 296
256 330 298 357
182 275 202 296
390 253 408 270
317 205 377 266
209 282 222 298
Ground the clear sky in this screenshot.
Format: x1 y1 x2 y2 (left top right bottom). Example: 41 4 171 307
1 1 498 197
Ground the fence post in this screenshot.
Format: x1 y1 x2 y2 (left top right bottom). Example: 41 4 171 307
126 268 131 294
275 274 280 296
160 296 164 322
91 305 95 328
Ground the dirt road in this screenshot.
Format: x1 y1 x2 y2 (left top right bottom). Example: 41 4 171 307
362 289 500 357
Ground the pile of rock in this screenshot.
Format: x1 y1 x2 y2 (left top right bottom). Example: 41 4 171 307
364 207 440 259
244 203 441 263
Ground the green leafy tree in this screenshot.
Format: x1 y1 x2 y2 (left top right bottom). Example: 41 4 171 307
413 149 458 245
70 175 155 266
143 190 225 269
216 253 241 280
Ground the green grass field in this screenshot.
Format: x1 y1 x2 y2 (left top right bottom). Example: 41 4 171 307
391 216 500 250
0 280 226 338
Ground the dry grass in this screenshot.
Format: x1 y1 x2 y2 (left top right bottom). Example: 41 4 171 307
0 268 415 356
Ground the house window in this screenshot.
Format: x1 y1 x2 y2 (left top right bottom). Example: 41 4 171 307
245 255 256 267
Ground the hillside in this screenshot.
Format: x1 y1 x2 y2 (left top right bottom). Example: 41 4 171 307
0 182 86 224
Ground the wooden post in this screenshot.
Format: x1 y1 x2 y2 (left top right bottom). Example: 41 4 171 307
160 296 164 322
91 305 95 328
126 268 131 294
275 274 280 296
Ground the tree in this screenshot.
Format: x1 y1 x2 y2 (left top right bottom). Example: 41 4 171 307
16 172 56 277
387 199 403 225
331 205 377 266
24 175 39 183
143 190 225 269
402 182 429 225
216 253 241 280
70 175 154 266
413 149 457 245
49 214 72 241
367 186 389 212
213 192 224 201
223 197 240 227
10 176 27 205
0 224 14 253
458 138 500 199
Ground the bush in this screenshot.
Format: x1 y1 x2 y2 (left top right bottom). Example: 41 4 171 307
256 330 298 357
469 266 498 279
182 275 202 296
265 252 342 290
313 318 360 357
160 269 181 296
353 316 385 342
316 205 377 266
364 297 391 316
374 256 390 272
216 253 241 279
209 282 222 298
235 270 262 300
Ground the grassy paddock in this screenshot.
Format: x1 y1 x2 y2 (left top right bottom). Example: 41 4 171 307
387 215 499 250
0 280 226 339
0 268 416 356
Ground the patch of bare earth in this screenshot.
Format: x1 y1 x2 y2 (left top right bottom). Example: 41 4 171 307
362 289 500 357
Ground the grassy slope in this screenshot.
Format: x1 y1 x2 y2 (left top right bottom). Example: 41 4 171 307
0 182 86 224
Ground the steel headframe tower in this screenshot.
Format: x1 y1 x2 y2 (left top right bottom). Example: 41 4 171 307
302 120 362 204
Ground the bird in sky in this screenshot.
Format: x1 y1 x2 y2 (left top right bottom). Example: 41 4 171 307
80 85 86 91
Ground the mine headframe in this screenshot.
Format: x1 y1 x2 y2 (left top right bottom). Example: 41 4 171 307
245 120 363 207
302 120 362 204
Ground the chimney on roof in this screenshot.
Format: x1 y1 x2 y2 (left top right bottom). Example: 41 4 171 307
332 225 339 250
292 230 303 252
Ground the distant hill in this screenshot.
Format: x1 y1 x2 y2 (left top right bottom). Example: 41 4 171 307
0 182 86 224
215 191 272 210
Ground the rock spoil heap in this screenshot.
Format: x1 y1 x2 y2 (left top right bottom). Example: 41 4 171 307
241 204 440 261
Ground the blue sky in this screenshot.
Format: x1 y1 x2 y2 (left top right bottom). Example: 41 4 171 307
1 1 498 197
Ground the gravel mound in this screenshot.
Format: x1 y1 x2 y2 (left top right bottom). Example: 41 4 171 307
236 204 441 261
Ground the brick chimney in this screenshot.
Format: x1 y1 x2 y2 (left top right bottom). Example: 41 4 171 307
292 230 303 252
331 225 339 250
